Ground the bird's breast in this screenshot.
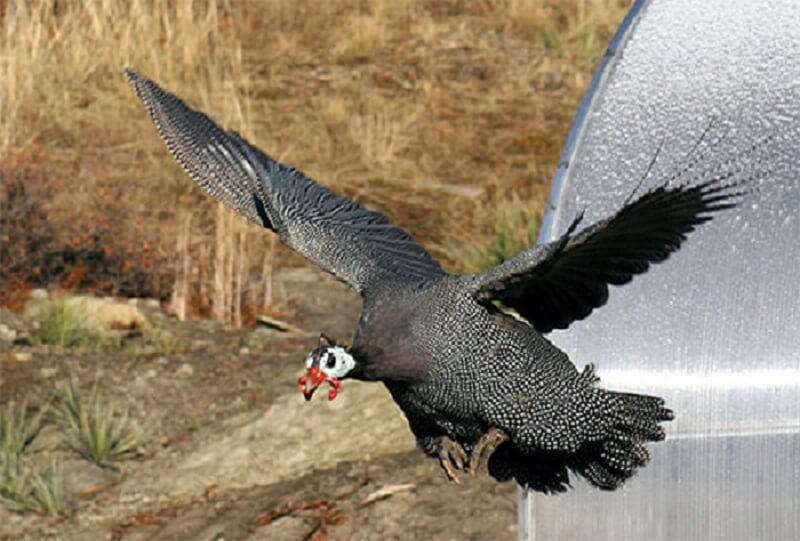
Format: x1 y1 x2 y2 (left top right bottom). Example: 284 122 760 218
353 302 431 383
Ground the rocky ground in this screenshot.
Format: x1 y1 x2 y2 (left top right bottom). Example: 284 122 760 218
0 268 517 540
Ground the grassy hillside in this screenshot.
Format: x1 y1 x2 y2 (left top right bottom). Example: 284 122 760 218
0 0 628 321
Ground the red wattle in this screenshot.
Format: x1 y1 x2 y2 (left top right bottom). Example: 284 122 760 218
298 367 342 401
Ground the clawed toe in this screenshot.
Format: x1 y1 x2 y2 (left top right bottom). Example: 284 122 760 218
469 427 510 476
438 436 468 484
437 430 508 482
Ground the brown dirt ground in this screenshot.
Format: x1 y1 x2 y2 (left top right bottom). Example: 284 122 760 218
0 268 517 541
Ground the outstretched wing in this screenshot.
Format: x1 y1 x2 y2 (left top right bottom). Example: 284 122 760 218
126 70 444 295
467 178 747 333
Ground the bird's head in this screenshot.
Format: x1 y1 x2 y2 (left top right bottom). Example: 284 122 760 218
298 334 356 401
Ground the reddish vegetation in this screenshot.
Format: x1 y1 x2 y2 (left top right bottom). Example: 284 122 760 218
0 150 172 308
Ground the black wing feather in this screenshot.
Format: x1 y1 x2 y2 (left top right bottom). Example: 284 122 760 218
469 177 747 333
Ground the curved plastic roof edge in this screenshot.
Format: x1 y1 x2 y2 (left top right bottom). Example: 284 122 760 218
536 0 650 245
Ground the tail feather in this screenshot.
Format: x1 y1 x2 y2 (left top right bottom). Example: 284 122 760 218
489 387 673 493
570 389 673 490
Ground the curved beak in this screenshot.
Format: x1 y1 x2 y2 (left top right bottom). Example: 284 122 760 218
298 367 341 401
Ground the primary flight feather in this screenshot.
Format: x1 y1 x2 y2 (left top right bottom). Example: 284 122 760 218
127 69 747 491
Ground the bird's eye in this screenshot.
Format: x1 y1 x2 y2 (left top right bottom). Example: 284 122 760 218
326 354 337 369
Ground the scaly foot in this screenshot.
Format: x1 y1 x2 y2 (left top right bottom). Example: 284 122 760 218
469 428 510 475
438 436 469 484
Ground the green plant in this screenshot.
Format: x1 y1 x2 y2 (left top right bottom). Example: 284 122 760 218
0 452 29 511
490 197 541 266
448 195 542 274
55 383 137 469
0 456 66 516
0 402 46 458
146 328 189 355
0 403 64 516
26 459 65 516
122 327 190 357
35 300 100 348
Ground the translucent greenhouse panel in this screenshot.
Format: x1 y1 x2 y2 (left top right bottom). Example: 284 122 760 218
520 0 800 539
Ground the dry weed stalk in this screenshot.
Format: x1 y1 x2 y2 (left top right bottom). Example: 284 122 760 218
224 207 236 324
211 204 257 327
261 234 278 314
168 212 193 321
212 203 229 324
233 226 249 328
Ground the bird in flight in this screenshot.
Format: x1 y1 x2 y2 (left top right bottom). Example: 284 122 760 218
127 69 746 492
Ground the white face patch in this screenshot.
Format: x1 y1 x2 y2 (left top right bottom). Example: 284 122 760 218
319 346 356 379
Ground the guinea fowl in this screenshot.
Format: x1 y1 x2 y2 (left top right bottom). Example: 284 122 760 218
127 69 748 492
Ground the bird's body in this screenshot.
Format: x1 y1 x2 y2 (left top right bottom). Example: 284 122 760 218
352 278 669 490
126 69 747 492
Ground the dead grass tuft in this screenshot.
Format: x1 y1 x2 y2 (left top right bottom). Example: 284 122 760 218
34 300 102 349
439 193 543 274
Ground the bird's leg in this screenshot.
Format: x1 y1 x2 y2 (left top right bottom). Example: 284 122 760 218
438 436 468 484
469 427 510 476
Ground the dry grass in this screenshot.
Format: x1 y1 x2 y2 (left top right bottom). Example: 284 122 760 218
33 300 101 349
443 193 543 274
0 0 629 319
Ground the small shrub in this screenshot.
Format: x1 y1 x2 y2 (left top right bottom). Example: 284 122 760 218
55 383 137 469
0 402 46 458
134 328 190 356
0 152 62 308
490 198 541 265
0 452 29 511
333 12 388 64
26 459 65 516
34 300 101 349
0 403 64 516
448 195 542 274
0 457 66 516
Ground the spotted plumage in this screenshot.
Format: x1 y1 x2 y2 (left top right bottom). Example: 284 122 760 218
127 70 748 492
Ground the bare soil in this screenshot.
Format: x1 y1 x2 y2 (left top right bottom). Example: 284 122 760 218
0 268 516 540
